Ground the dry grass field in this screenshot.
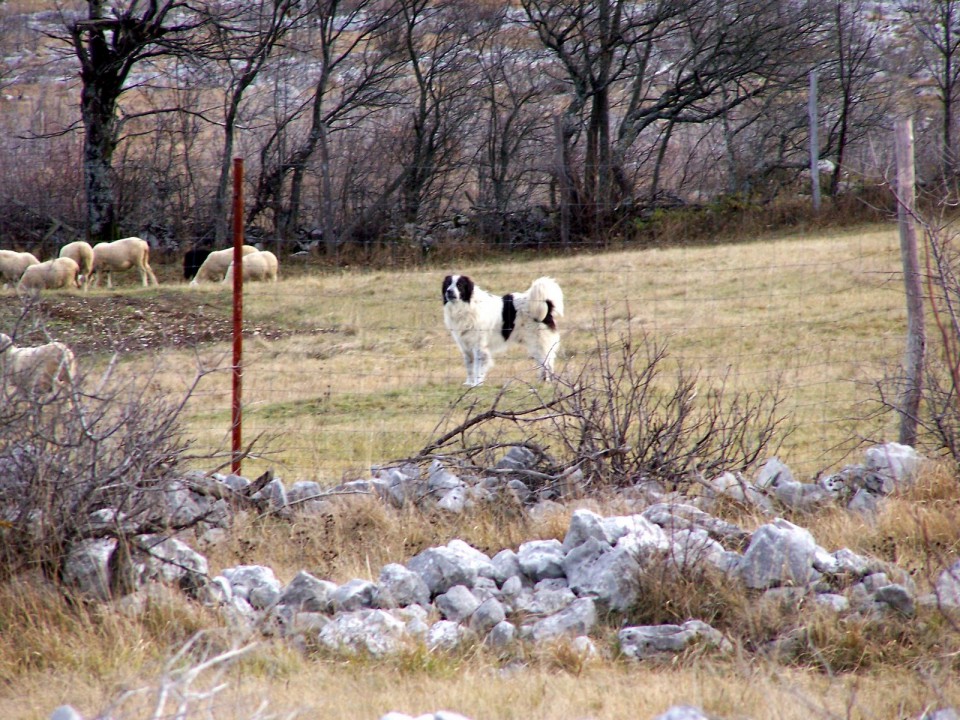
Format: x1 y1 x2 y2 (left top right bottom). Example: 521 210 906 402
32 221 904 484
4 223 960 720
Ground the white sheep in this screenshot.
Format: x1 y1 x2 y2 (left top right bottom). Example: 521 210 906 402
189 245 259 285
222 250 279 284
90 236 159 288
0 249 40 287
59 240 95 289
0 333 76 397
17 257 81 294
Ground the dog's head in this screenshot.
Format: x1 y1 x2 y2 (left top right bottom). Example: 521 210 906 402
442 274 474 304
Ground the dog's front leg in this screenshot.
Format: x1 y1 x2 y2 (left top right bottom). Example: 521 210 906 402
465 347 485 386
473 346 492 385
462 349 477 386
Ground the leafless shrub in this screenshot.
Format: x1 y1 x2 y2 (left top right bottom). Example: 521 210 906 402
96 633 290 720
0 347 218 589
411 308 787 494
919 219 960 462
542 315 787 490
872 212 960 466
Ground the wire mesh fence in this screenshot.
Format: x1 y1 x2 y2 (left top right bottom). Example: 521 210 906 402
156 226 906 486
0 226 907 486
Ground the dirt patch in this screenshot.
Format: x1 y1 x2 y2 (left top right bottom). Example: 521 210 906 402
3 292 290 355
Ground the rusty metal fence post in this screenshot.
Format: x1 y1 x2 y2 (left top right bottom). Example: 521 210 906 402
231 157 244 474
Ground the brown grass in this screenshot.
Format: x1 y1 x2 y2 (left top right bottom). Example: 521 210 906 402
39 222 905 485
6 223 960 719
3 468 960 719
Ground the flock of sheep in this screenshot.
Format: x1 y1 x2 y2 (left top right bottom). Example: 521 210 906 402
0 237 279 292
0 238 279 398
188 244 278 285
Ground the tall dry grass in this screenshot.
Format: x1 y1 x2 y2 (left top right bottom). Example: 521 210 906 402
114 223 907 483
6 223 960 720
4 473 960 720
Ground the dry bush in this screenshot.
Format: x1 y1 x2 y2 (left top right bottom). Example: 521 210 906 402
204 493 569 584
544 316 788 490
633 191 888 250
406 310 787 497
880 213 960 468
94 633 286 720
0 572 218 684
624 558 750 632
0 341 217 590
790 607 960 674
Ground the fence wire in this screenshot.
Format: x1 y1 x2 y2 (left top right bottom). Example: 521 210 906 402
153 228 905 486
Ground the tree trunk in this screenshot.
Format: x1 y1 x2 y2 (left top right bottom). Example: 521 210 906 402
81 108 119 244
78 37 121 244
214 113 237 245
318 120 338 256
555 113 573 246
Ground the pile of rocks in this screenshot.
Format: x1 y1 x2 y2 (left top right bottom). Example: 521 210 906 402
258 440 924 518
52 441 960 720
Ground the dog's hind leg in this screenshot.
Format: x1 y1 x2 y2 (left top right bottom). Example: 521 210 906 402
530 331 561 381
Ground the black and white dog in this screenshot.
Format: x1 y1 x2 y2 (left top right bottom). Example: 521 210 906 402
442 274 564 386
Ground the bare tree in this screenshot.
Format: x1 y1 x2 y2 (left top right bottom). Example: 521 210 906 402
819 0 892 196
899 0 960 179
50 1 217 243
204 1 306 245
470 5 553 234
387 0 481 225
245 0 405 249
522 0 822 238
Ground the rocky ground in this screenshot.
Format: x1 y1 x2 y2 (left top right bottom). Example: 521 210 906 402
46 442 960 720
0 291 287 355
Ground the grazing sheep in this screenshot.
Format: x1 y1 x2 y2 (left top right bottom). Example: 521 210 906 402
223 250 279 284
0 249 40 287
189 245 259 285
17 257 81 293
90 236 159 288
59 241 95 288
0 333 76 397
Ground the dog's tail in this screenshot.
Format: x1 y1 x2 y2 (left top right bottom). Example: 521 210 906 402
526 276 564 326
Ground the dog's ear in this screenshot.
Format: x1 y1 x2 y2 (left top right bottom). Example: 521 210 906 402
442 275 453 303
457 275 473 303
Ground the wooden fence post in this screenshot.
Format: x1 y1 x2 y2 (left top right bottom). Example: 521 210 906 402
809 69 821 213
895 117 924 446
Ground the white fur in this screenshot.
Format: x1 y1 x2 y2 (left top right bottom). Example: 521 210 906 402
222 250 279 284
0 333 76 396
0 249 40 287
190 245 259 285
91 237 159 288
17 257 81 293
59 241 95 289
442 274 564 386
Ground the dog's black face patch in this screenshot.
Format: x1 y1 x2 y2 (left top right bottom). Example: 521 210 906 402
443 274 474 304
456 275 473 303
